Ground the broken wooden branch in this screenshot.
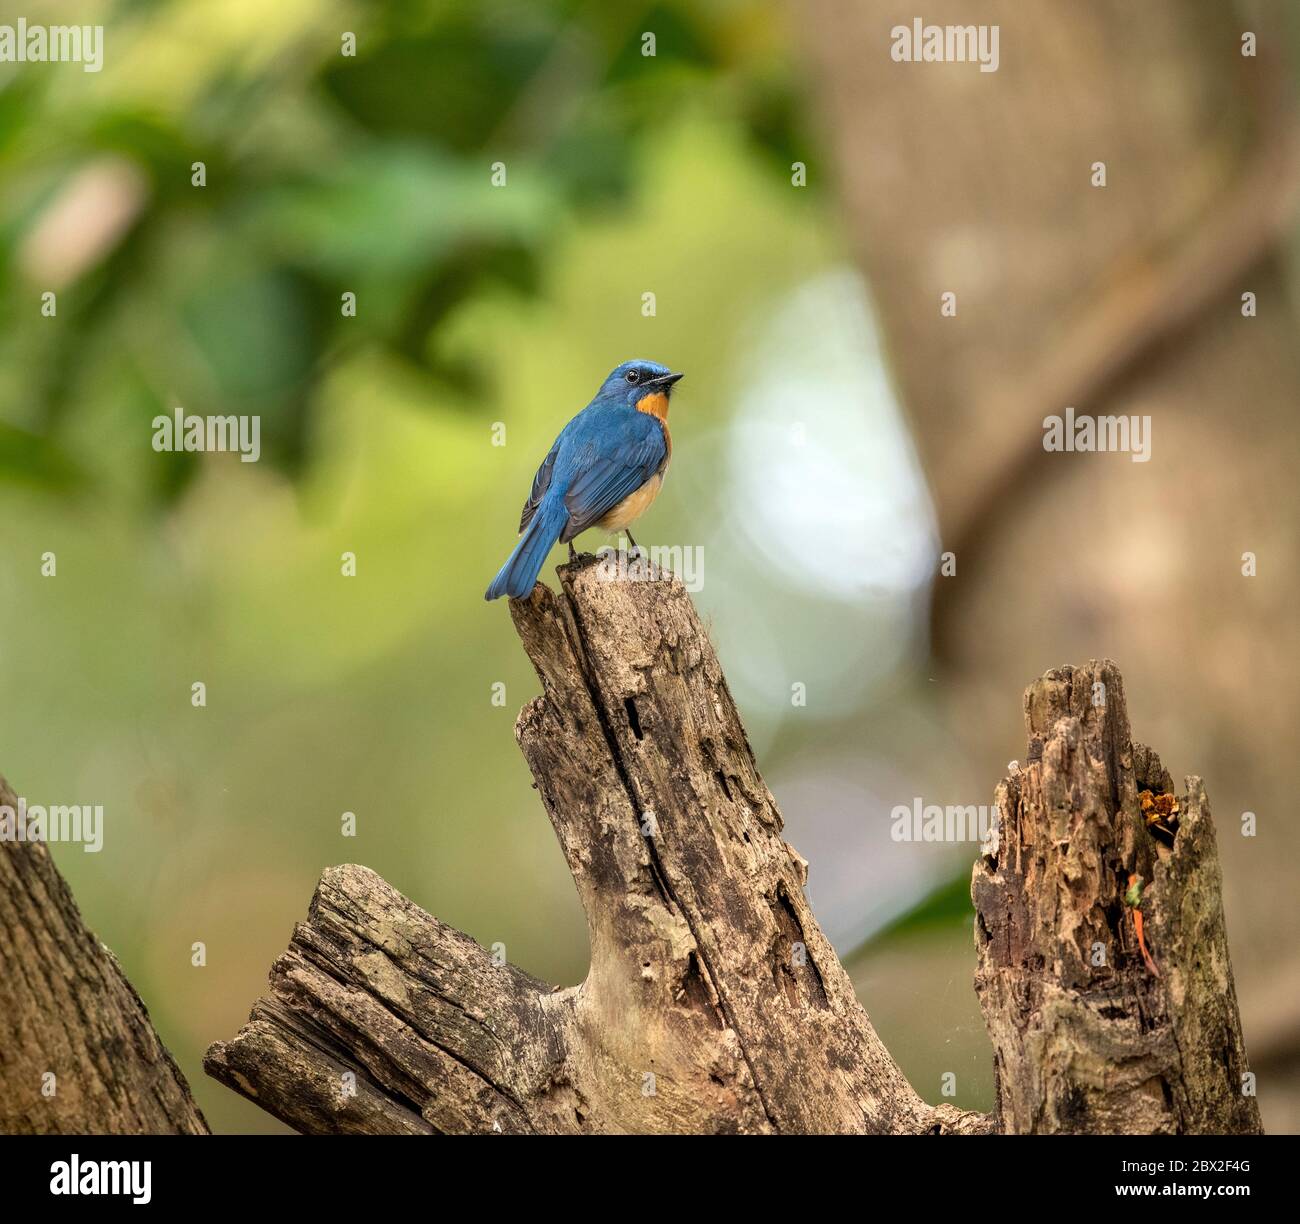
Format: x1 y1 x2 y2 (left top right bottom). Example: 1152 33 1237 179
204 563 1259 1134
205 555 987 1134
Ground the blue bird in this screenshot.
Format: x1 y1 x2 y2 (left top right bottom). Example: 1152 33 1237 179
485 359 683 601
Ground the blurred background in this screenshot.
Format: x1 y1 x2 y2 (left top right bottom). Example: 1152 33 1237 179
1 0 1297 1133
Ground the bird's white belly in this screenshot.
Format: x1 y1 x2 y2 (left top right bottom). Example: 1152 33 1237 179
597 471 664 531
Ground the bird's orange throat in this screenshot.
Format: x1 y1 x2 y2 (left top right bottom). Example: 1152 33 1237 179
636 391 670 422
636 391 672 457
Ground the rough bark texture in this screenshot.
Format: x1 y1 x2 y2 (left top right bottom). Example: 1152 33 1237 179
972 660 1262 1134
205 566 1257 1135
203 862 550 1135
0 776 209 1135
206 556 987 1134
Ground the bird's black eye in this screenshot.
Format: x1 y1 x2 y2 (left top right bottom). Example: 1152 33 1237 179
625 369 640 384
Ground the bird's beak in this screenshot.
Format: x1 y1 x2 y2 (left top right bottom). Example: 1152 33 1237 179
648 372 684 390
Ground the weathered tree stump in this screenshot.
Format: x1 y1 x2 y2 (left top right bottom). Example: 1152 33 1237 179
202 560 1260 1134
972 661 1262 1134
0 777 209 1134
205 556 987 1134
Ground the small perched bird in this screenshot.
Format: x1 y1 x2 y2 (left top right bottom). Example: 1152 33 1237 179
485 359 682 601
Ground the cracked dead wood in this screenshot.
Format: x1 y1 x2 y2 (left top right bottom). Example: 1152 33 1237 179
204 564 1257 1135
973 661 1262 1135
0 776 209 1135
205 555 986 1134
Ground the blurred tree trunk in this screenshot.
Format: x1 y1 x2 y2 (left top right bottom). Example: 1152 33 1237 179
802 0 1300 1121
0 777 209 1134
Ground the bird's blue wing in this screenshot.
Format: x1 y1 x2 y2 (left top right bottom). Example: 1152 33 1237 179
560 413 666 541
519 441 559 532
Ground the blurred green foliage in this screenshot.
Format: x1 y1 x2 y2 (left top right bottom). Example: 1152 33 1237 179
0 0 810 496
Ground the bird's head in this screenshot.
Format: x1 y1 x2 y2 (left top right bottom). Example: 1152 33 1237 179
597 359 684 411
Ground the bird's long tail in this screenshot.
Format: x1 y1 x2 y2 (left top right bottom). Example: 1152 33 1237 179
484 499 568 601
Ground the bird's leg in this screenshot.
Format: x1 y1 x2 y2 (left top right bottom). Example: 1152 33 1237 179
568 541 577 563
625 530 641 560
